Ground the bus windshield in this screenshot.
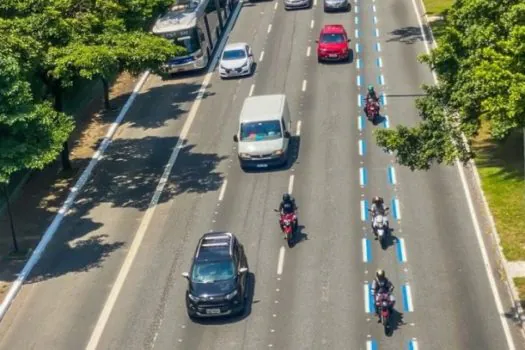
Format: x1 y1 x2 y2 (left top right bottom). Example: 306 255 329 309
174 30 201 55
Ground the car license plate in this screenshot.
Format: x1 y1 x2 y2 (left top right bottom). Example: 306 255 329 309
329 54 338 58
256 164 268 168
206 308 221 314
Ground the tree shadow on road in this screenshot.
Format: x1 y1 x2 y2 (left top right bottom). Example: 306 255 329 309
386 24 437 45
1 135 227 286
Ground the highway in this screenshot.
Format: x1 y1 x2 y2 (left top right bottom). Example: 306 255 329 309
0 0 524 348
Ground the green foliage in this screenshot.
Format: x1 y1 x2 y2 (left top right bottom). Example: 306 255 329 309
0 0 180 178
0 51 74 183
375 0 525 170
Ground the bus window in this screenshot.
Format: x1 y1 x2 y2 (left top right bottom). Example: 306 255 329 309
175 31 201 55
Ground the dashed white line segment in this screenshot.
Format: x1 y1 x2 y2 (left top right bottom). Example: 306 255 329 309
302 80 307 92
218 179 228 201
249 84 255 97
277 246 286 275
259 51 265 62
268 24 272 33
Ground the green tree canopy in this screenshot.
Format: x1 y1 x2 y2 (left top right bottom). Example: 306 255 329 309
374 0 525 170
0 49 74 183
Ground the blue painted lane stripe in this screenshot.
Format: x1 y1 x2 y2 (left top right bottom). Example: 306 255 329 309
375 58 381 67
355 29 359 38
365 283 374 313
383 115 389 128
391 197 401 220
356 58 362 69
362 238 372 262
396 238 407 262
355 17 359 25
367 339 378 350
359 167 367 186
408 338 419 350
375 42 381 52
356 43 361 53
373 16 378 24
355 5 359 13
358 94 362 107
379 75 385 85
387 165 396 185
357 75 362 86
361 199 369 221
402 284 414 312
359 139 366 156
358 115 364 131
375 28 379 37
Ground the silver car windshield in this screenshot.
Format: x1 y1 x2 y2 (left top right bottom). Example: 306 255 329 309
222 49 247 60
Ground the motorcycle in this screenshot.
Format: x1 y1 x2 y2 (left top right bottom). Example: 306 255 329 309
369 207 390 248
274 209 297 246
376 292 392 332
364 99 380 121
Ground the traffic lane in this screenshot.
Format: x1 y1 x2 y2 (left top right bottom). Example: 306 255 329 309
267 8 364 348
376 0 521 347
154 5 316 349
0 71 210 350
356 2 416 345
88 1 282 348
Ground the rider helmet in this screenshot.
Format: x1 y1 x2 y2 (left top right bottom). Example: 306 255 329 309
376 269 386 280
373 196 380 204
283 193 291 202
368 85 374 93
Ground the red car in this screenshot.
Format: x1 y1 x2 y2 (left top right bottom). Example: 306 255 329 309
316 24 351 62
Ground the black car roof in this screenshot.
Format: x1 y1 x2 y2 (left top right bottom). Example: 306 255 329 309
195 232 234 262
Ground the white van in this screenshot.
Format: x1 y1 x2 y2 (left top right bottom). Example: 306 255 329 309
233 94 292 169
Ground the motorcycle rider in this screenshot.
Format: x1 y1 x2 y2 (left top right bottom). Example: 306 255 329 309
370 196 386 239
279 193 298 230
370 196 385 215
364 85 380 117
371 269 395 322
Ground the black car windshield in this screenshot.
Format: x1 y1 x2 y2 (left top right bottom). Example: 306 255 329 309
191 261 235 283
321 33 345 43
240 120 282 141
222 49 247 60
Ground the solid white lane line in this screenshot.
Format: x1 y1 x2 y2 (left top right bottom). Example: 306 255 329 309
259 51 264 61
288 175 295 194
84 2 243 349
296 120 302 136
0 74 154 322
248 84 255 97
410 0 516 344
277 246 285 275
302 80 307 92
306 46 311 57
274 2 278 9
310 20 314 29
218 179 228 201
268 24 272 33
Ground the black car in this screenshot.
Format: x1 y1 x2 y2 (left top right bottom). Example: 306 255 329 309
182 231 249 318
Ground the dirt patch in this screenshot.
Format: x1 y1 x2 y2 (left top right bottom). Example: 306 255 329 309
0 72 138 302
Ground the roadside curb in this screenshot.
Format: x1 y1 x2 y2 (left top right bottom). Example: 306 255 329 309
418 0 525 330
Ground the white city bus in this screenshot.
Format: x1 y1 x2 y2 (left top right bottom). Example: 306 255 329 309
153 0 236 74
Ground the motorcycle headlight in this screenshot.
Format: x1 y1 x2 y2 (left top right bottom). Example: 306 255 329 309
225 290 238 300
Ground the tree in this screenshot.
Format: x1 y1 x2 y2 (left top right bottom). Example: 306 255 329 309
0 50 74 184
0 0 184 170
374 0 525 170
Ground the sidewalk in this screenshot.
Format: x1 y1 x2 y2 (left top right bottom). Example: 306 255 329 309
0 72 139 302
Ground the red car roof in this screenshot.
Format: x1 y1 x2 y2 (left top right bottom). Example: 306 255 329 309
320 24 346 34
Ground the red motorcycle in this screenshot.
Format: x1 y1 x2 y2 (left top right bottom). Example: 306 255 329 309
376 292 392 332
274 210 297 246
365 100 380 121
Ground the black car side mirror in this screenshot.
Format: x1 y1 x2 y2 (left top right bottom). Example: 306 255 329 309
233 134 239 142
284 131 291 138
315 39 319 43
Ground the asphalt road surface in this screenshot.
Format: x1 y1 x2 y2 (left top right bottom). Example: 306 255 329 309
0 0 524 349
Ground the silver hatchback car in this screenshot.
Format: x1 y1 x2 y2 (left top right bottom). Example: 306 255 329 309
323 0 349 12
284 0 311 10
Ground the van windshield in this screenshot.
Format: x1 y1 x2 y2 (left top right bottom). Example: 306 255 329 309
240 120 282 141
